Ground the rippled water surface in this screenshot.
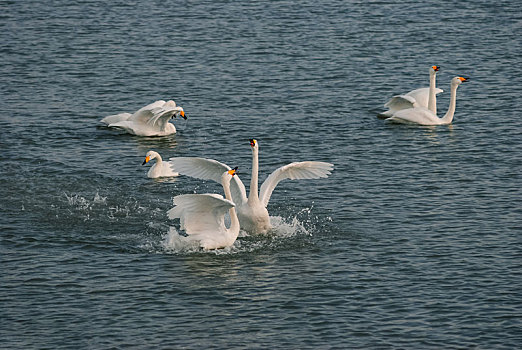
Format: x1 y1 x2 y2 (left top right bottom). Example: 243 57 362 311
1 0 521 348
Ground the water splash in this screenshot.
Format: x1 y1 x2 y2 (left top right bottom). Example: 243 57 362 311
162 227 240 255
268 215 311 238
62 191 151 223
159 210 320 255
93 192 107 204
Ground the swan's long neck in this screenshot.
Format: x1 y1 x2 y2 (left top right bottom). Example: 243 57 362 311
154 153 163 164
428 71 437 115
249 147 259 201
441 82 459 124
223 178 240 236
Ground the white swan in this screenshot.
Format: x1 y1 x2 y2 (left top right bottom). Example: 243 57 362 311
169 139 334 234
167 168 240 250
142 151 179 178
101 100 186 136
386 76 469 125
380 66 443 118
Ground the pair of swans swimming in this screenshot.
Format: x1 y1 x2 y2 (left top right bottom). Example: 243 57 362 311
101 100 186 136
381 66 469 125
166 139 334 250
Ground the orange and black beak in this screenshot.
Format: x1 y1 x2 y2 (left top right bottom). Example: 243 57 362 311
142 156 150 165
180 110 187 120
432 65 440 72
249 139 256 147
459 77 470 82
227 167 239 176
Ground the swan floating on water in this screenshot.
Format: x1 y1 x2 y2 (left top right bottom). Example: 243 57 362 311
101 100 186 136
385 77 469 125
169 139 334 234
167 168 240 250
379 66 443 118
142 151 179 178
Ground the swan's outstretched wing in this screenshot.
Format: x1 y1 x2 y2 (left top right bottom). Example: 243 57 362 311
168 157 248 206
386 106 441 125
259 161 334 207
135 100 167 113
406 87 444 108
145 106 182 131
168 194 234 235
128 106 181 132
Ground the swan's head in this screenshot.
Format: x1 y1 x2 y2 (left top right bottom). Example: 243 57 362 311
452 76 470 86
173 108 187 120
430 65 440 73
142 151 160 165
222 167 239 182
249 138 258 150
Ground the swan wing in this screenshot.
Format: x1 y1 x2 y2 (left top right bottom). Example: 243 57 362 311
127 106 180 132
406 87 444 108
384 94 418 111
259 161 334 207
100 112 132 125
145 106 182 131
129 109 155 124
168 194 234 235
168 157 248 206
135 100 166 113
387 107 442 125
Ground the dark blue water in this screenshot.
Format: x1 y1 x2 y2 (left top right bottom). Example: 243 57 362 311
1 0 521 348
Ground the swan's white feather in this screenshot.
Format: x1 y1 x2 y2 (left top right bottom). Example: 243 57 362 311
100 112 132 125
101 100 183 136
147 161 179 178
168 157 248 206
168 194 234 236
381 67 443 117
168 171 241 250
143 151 179 178
386 106 442 125
386 76 466 125
406 87 443 109
136 100 167 112
259 161 334 207
384 94 418 110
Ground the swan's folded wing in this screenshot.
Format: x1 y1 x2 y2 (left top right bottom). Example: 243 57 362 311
259 161 334 207
167 194 234 235
384 94 418 111
168 157 248 206
100 112 132 125
406 87 444 108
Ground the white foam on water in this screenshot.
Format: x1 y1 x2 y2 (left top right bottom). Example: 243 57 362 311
161 227 241 255
158 210 319 255
268 215 312 238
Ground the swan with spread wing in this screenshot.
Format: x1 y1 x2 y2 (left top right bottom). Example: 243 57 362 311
169 139 333 234
379 66 443 118
385 77 469 125
101 100 186 136
167 168 240 250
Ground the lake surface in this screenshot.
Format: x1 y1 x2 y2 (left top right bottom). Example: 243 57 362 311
1 0 521 348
